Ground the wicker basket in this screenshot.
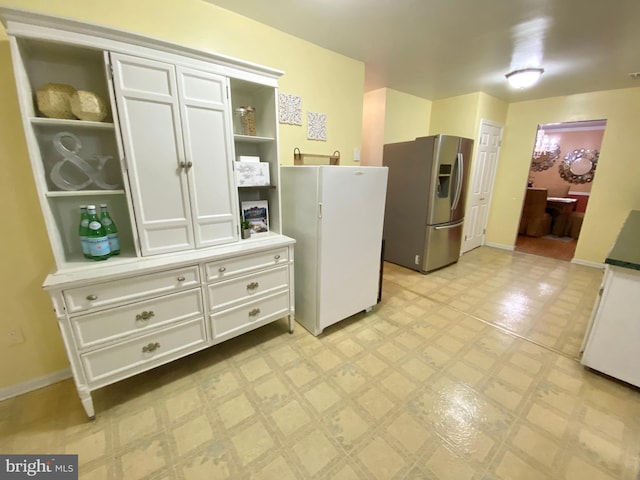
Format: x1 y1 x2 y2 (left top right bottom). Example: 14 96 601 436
70 90 108 122
36 83 76 119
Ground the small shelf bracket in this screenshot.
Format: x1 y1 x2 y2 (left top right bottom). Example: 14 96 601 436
293 147 340 165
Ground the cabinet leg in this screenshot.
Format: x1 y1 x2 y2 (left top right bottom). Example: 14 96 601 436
288 314 294 334
365 306 373 313
78 387 95 420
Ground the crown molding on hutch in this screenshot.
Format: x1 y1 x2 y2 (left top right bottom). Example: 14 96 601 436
0 6 283 86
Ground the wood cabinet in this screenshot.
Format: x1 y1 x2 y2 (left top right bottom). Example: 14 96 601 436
1 7 295 418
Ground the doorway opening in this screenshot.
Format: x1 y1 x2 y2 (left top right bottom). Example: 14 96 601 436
516 119 607 261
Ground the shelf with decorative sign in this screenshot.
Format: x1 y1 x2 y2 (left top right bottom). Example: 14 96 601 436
293 147 340 165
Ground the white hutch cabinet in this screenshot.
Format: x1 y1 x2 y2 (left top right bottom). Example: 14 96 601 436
1 7 295 419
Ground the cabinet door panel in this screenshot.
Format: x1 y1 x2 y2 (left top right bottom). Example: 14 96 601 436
177 67 237 248
110 53 194 255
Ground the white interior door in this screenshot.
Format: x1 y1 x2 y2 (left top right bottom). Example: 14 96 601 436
462 120 503 253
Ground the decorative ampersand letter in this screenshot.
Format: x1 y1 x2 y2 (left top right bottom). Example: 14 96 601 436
49 131 120 190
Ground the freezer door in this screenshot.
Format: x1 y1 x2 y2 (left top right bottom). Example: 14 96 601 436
318 166 388 331
422 220 464 273
427 135 462 225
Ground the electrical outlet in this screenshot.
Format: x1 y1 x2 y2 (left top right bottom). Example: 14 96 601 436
6 327 25 345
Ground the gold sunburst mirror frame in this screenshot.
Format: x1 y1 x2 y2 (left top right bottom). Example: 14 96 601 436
559 149 599 183
530 144 561 171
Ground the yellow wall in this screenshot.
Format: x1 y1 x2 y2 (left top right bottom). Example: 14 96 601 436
361 88 431 166
361 88 387 166
0 0 365 389
429 92 480 139
0 43 69 387
476 93 509 130
383 89 431 144
486 87 640 263
427 92 508 143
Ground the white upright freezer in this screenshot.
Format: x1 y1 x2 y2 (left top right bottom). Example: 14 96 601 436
280 165 388 335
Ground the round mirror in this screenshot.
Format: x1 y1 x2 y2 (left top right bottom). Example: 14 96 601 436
570 156 593 175
559 149 599 183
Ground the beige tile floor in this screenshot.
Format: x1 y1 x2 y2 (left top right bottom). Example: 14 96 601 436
1 247 639 479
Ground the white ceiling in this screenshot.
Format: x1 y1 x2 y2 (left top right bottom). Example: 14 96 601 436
203 0 640 103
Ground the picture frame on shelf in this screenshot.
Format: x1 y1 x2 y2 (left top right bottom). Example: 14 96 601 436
235 161 270 187
241 200 269 236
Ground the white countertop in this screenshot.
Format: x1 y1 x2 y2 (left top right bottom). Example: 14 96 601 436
547 197 577 203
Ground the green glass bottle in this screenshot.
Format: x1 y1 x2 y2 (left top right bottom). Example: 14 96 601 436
86 204 111 261
99 204 120 255
78 205 91 259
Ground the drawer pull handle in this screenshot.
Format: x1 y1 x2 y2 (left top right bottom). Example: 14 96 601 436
248 308 261 317
247 282 259 291
142 342 161 354
135 311 155 321
86 294 98 301
177 276 186 282
274 254 281 260
219 267 226 273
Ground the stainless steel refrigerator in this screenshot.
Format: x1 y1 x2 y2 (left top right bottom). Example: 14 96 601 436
382 134 473 273
281 165 388 335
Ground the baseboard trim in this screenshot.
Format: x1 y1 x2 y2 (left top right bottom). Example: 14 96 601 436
571 258 605 270
484 242 515 251
0 368 72 401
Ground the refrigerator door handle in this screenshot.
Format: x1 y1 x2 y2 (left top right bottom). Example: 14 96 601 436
451 152 464 210
434 220 464 230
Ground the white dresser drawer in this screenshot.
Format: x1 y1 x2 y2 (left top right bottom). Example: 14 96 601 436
210 290 289 342
205 247 288 282
64 266 200 313
71 288 203 350
81 318 206 385
208 265 289 311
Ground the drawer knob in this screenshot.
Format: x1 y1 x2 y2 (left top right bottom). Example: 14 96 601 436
274 254 281 260
247 282 259 291
142 342 161 354
177 276 186 282
219 267 226 273
86 294 98 301
135 310 155 322
248 308 261 317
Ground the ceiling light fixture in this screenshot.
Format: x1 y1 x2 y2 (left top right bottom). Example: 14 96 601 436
505 67 544 89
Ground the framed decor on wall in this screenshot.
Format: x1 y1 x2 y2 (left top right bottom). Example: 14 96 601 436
307 111 327 141
278 92 302 125
241 200 269 236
